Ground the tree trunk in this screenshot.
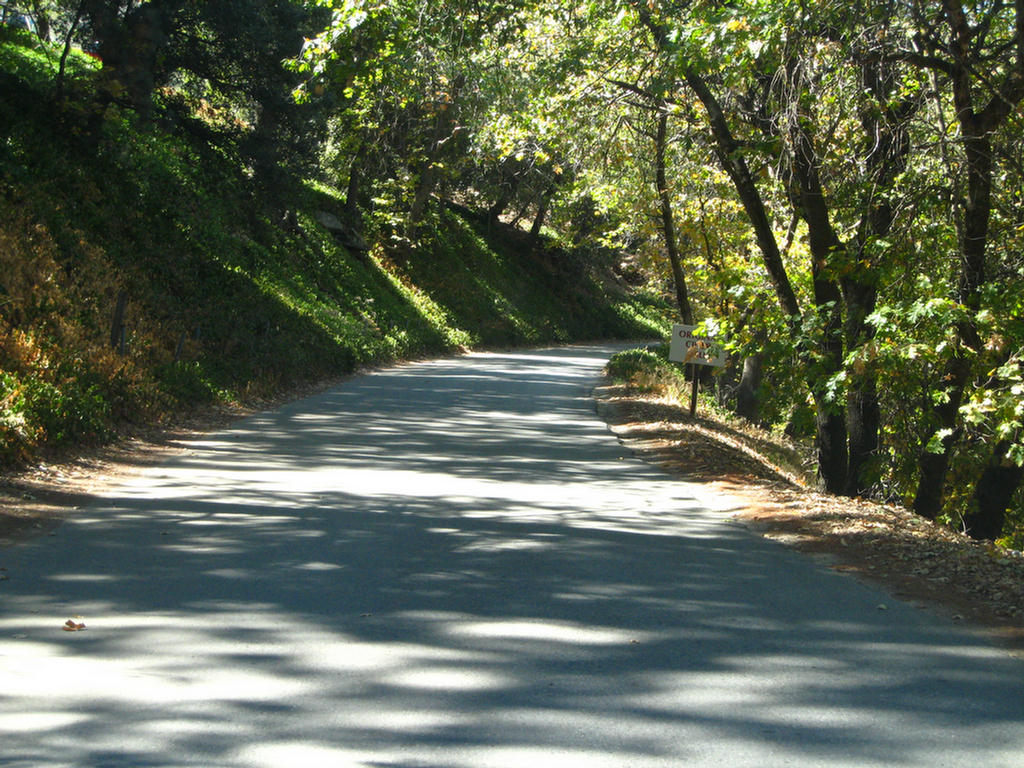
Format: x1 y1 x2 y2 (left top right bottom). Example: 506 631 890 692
94 1 174 117
407 162 440 238
913 0 1024 517
631 0 801 322
683 65 849 490
682 71 801 323
655 109 694 324
814 394 849 494
913 376 967 520
344 151 362 221
788 102 850 493
28 1 53 41
845 370 880 495
487 192 512 225
843 52 914 496
55 0 87 103
843 270 880 496
406 75 464 241
963 441 1023 540
735 354 763 423
529 189 552 244
913 134 989 517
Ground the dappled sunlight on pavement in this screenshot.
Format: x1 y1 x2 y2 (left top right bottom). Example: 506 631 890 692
2 346 1024 767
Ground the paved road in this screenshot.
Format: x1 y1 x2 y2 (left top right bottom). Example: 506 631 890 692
2 345 1024 767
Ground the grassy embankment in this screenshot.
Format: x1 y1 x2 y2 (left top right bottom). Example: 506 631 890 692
0 33 668 467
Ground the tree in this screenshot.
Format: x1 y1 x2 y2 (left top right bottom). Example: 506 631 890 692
50 0 323 194
294 0 538 245
895 0 1024 529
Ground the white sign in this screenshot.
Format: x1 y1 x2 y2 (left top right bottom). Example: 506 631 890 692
668 324 726 367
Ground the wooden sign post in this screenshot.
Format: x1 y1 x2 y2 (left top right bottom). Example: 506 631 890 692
668 324 726 417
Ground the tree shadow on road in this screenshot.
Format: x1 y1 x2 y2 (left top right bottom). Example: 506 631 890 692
3 347 1023 768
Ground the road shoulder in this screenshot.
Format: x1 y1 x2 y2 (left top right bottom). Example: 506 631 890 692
594 381 1024 657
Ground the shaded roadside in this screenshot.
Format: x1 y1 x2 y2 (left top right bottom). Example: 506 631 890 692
0 375 353 546
594 381 1024 656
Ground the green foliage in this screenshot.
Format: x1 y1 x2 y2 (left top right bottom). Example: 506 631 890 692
0 368 111 461
0 38 659 467
155 362 229 406
7 0 1022 542
606 344 690 400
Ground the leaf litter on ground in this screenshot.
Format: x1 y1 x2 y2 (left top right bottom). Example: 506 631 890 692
594 381 1024 656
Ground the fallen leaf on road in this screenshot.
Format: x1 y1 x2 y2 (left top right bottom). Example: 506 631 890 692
62 619 86 631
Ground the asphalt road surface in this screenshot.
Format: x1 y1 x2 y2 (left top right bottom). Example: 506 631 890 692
2 345 1024 767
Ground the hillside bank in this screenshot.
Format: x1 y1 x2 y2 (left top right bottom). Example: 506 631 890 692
0 34 668 470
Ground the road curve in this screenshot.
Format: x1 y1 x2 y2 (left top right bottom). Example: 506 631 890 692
2 345 1023 767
